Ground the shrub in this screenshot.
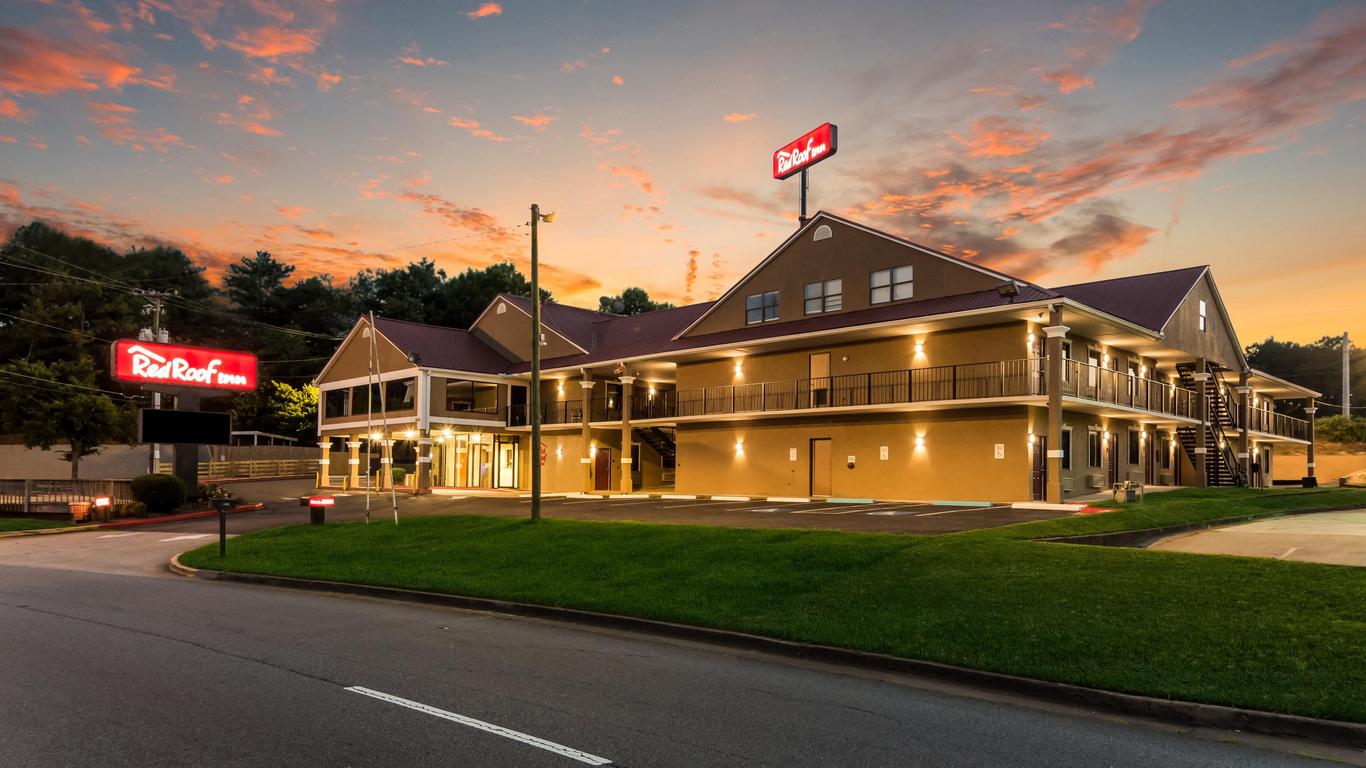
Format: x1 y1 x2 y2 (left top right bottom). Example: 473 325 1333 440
1315 415 1366 444
114 501 146 518
392 467 407 485
131 473 188 514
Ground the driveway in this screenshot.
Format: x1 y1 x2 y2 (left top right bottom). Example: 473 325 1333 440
1150 510 1366 567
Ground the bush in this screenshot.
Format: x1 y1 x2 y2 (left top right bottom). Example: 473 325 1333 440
114 501 146 518
131 474 188 514
1315 415 1366 444
392 467 406 485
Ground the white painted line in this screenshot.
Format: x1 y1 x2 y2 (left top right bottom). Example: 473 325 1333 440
709 495 750 501
1277 547 1300 559
565 494 604 499
345 686 611 766
606 494 650 500
915 506 991 517
766 496 810 503
659 494 697 500
660 500 733 509
789 507 864 515
158 534 212 542
96 532 143 539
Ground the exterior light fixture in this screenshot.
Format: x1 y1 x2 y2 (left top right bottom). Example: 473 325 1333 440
442 427 453 437
370 432 382 441
589 444 597 458
557 381 565 397
735 437 745 455
648 384 656 399
470 433 481 444
1139 365 1148 377
914 435 925 448
914 339 925 355
734 359 743 377
404 429 416 440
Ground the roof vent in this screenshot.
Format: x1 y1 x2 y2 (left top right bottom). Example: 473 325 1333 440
813 224 833 242
496 302 507 315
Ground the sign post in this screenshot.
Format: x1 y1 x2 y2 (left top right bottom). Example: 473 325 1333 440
773 122 838 227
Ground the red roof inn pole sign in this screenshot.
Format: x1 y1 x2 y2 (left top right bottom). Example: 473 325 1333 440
111 339 258 392
773 122 837 226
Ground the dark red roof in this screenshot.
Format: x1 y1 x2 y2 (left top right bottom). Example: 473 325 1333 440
1051 266 1206 332
372 316 513 374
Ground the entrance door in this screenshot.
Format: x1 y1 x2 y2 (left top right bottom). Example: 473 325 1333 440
1031 435 1047 501
810 353 831 407
1106 434 1119 487
467 441 492 488
495 439 517 489
594 447 613 491
809 438 832 497
1145 435 1159 485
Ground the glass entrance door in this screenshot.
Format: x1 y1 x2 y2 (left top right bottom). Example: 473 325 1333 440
467 441 492 488
495 438 518 489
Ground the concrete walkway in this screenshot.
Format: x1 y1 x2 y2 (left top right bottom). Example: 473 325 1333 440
1151 510 1366 567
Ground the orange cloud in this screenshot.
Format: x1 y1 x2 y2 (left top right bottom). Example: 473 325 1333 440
396 43 449 67
225 26 321 59
512 114 557 130
277 205 303 219
0 135 16 144
205 174 234 184
611 75 624 85
0 26 141 95
598 163 654 194
722 112 756 123
951 116 1051 157
0 98 30 122
217 108 281 137
560 59 586 73
393 190 509 238
465 3 503 19
449 116 508 142
1038 69 1093 94
1049 202 1157 271
317 69 341 91
1038 0 1158 93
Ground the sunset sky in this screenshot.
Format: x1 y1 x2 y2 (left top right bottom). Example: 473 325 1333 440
1 0 1362 343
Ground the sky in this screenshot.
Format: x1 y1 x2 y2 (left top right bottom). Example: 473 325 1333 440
1 0 1363 344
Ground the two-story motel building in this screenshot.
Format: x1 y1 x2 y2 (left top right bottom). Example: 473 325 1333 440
313 211 1319 503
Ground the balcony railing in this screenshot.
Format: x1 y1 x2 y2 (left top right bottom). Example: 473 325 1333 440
1247 410 1310 441
504 357 1309 440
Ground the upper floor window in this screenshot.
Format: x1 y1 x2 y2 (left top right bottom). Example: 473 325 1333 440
804 279 843 314
745 291 780 325
870 265 913 304
385 378 415 411
323 388 350 419
1087 429 1102 468
1060 340 1072 382
443 379 498 414
1198 299 1207 332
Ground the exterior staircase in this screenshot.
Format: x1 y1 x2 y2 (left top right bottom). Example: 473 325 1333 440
633 427 676 471
1175 362 1246 487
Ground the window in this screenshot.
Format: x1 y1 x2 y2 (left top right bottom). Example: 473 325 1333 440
385 378 415 411
1161 435 1172 469
1087 430 1102 468
1061 427 1073 470
350 383 381 414
870 265 913 304
745 291 779 325
1087 348 1101 387
443 379 498 414
804 279 843 314
1128 430 1140 465
1198 299 1207 332
324 388 350 419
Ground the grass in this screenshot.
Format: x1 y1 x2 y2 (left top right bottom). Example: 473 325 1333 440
0 516 74 533
181 487 1366 723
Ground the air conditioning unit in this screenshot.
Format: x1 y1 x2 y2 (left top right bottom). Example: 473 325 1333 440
1087 474 1104 489
1061 477 1074 492
1159 473 1174 486
1128 470 1143 483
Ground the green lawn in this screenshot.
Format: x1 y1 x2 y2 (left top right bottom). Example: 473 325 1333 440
0 517 74 533
182 487 1366 723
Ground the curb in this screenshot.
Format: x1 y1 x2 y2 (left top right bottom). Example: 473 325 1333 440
0 523 103 539
169 556 1366 749
1042 503 1366 549
0 503 266 539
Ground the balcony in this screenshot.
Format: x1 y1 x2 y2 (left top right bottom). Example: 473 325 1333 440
503 358 1310 441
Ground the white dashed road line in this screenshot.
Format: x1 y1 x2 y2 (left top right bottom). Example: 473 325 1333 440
345 686 612 766
96 532 144 539
915 507 992 517
158 534 212 542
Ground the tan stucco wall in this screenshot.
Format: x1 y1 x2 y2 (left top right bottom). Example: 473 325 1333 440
685 217 1006 338
1273 444 1366 482
1162 274 1242 370
471 299 581 361
320 321 416 384
674 408 1031 501
676 323 1029 391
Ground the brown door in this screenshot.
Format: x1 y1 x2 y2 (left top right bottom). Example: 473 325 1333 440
1107 434 1119 487
810 353 831 407
1031 436 1047 501
594 447 613 491
809 438 832 497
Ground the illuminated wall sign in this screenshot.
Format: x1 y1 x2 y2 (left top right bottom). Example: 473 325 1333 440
112 339 258 392
773 122 838 180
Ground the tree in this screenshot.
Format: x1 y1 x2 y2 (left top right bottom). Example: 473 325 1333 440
230 380 319 443
599 287 674 315
0 358 135 479
429 261 551 329
1245 336 1364 416
349 258 447 323
223 250 296 325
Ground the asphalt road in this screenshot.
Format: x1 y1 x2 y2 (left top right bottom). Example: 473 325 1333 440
1 486 1359 767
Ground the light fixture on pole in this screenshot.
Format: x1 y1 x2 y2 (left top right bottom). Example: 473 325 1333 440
530 203 554 521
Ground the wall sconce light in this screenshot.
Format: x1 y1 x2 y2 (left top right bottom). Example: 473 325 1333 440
1140 430 1147 442
404 429 416 440
556 446 563 459
589 443 597 458
441 427 453 438
557 381 565 397
914 339 925 355
370 432 382 441
1027 432 1036 448
1102 350 1110 364
914 435 925 449
735 437 744 455
1139 365 1148 377
648 384 656 399
1102 431 1110 443
469 433 481 444
734 359 744 378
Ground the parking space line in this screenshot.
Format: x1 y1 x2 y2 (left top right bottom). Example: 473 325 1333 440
96 532 143 539
659 501 735 509
158 534 212 542
345 686 612 766
916 506 993 517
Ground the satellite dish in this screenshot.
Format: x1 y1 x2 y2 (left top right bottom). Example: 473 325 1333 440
611 299 626 314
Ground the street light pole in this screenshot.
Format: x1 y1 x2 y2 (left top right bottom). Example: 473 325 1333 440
529 204 553 521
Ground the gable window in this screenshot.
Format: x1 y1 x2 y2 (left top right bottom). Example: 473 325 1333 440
745 291 780 325
804 279 843 314
1198 299 1207 332
870 265 913 304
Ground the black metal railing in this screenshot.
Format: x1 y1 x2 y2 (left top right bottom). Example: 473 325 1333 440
1059 359 1197 419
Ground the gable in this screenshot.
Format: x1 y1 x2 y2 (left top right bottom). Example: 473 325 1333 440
680 213 1012 338
317 318 416 385
1160 271 1244 370
469 296 585 362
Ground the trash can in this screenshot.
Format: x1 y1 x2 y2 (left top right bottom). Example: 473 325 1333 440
69 501 91 523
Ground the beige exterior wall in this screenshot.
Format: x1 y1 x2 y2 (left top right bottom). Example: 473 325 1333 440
675 408 1031 501
684 217 1006 338
471 298 581 361
676 323 1029 391
319 321 415 384
1162 273 1243 370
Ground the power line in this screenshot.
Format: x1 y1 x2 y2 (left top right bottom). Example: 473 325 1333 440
0 369 146 400
0 311 116 343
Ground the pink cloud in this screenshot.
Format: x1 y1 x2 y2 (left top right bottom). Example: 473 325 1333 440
0 26 141 95
512 114 557 130
224 26 321 59
277 204 303 219
449 116 509 142
0 97 32 122
951 116 1051 157
205 174 235 184
317 69 342 91
1038 0 1158 93
598 162 654 194
396 43 449 67
560 59 586 73
722 112 756 123
465 3 503 20
611 75 624 85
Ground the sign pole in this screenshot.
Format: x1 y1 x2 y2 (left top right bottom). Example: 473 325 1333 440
799 168 809 227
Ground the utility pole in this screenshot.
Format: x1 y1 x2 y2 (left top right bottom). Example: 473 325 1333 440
1345 332 1352 417
137 290 174 474
529 204 554 521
